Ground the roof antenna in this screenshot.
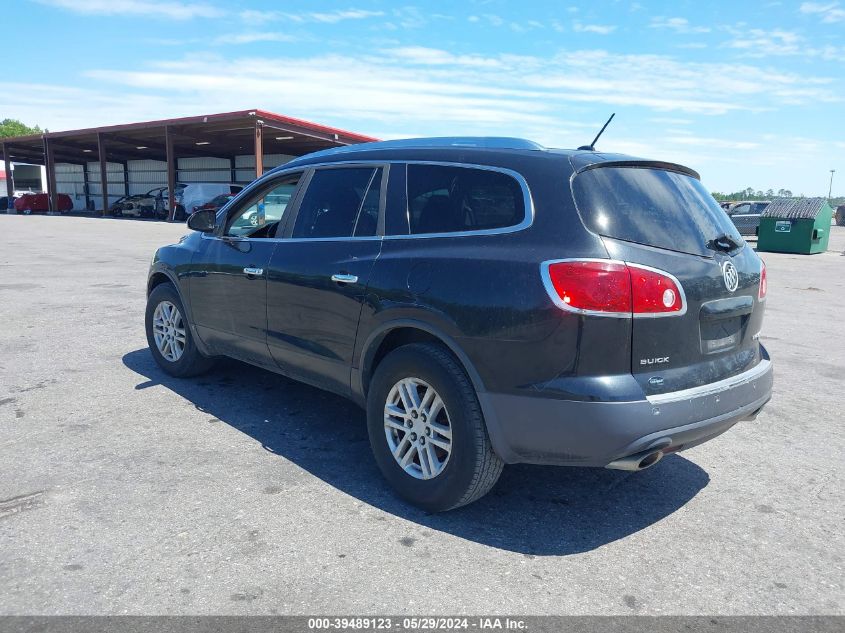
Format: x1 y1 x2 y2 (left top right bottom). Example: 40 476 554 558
578 113 615 151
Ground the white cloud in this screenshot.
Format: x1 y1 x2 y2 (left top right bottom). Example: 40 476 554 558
214 32 298 45
387 47 505 69
390 6 428 28
573 23 617 34
725 28 801 56
666 135 760 150
719 27 843 59
240 8 383 24
650 17 710 33
466 13 545 32
36 0 223 19
800 2 845 22
73 47 838 143
649 117 695 125
478 14 505 27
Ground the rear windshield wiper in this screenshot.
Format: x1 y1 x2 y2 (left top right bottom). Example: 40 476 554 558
706 233 741 252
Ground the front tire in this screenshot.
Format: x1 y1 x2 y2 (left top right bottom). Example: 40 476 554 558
366 343 503 512
145 283 214 377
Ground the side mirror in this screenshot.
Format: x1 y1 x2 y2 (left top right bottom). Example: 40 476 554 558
187 208 216 232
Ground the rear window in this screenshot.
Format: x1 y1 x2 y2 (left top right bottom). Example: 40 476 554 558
403 164 525 235
572 166 743 257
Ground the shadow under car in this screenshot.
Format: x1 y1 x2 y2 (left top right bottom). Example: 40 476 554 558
123 348 710 556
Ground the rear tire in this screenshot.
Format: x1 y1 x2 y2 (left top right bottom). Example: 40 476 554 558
366 343 503 512
145 283 214 377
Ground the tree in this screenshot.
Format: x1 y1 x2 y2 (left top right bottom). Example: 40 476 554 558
0 119 41 139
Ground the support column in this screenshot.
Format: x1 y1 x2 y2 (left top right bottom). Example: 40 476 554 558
122 161 129 201
2 144 14 212
165 126 177 222
254 120 264 179
230 157 237 184
82 161 91 211
97 133 108 216
43 136 57 212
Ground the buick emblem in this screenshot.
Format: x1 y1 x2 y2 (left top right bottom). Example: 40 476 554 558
722 261 739 292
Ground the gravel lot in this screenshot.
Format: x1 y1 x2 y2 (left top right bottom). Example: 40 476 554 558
0 215 843 615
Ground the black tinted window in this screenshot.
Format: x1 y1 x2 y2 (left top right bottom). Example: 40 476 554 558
572 167 743 257
292 167 381 239
405 165 524 235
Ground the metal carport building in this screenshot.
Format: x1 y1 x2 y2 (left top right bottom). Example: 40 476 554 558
1 109 377 220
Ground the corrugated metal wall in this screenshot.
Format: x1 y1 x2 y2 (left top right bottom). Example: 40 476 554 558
178 157 230 183
54 164 85 207
55 162 126 210
127 160 167 194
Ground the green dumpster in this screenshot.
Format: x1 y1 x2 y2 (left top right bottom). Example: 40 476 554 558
757 197 833 255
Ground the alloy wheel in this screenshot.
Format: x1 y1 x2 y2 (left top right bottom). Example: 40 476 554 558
152 300 186 362
384 377 452 480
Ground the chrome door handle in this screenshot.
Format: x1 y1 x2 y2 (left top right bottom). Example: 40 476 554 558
331 273 358 284
243 267 264 276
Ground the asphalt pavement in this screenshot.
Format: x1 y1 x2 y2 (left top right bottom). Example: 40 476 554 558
0 214 842 615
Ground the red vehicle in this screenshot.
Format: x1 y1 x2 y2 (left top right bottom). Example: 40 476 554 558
14 193 73 214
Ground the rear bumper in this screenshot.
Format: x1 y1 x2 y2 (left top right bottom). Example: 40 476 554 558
479 359 773 466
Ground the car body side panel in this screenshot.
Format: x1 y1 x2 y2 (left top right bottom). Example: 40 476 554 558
266 239 383 397
353 155 632 401
148 232 213 357
187 235 278 369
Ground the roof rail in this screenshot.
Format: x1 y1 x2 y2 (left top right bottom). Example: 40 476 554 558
286 137 546 165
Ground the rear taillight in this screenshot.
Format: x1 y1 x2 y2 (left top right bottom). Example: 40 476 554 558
758 259 767 300
543 260 631 315
627 263 685 315
541 259 685 317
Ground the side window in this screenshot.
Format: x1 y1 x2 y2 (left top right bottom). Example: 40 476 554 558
354 168 383 237
405 164 525 235
225 173 301 237
292 167 382 239
732 203 750 214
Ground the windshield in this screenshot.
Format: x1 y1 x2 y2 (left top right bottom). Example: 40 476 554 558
572 166 743 257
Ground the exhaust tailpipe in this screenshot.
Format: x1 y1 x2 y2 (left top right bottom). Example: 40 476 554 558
605 448 664 472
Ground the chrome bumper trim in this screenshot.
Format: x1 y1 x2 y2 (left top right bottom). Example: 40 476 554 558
646 359 772 406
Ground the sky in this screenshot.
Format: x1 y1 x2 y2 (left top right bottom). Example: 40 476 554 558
2 0 843 195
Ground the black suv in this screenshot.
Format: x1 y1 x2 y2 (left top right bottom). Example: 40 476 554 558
145 138 773 511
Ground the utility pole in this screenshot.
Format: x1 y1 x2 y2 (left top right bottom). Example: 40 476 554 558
829 169 836 199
